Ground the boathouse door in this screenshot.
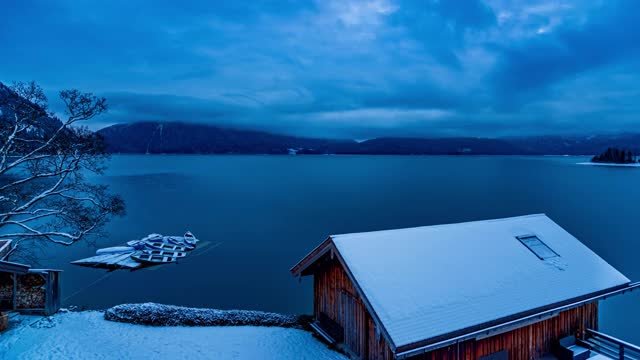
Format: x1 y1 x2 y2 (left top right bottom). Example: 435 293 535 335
340 289 367 357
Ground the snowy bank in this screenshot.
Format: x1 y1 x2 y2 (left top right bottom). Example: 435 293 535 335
0 311 347 360
104 302 305 327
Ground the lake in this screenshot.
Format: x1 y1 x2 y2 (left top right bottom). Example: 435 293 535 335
34 155 640 344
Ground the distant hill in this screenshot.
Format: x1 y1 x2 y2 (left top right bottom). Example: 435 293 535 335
5 80 640 156
97 122 357 155
98 121 640 156
505 134 640 155
344 137 521 155
97 121 524 155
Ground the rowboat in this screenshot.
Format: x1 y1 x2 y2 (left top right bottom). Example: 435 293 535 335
141 249 187 258
184 231 198 245
128 232 198 251
145 242 187 252
96 246 136 255
73 231 201 270
130 251 179 264
126 239 148 249
166 236 195 250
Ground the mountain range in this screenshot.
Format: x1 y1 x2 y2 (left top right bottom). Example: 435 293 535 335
3 81 640 156
97 121 640 156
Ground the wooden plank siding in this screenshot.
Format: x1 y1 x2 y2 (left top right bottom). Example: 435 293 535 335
314 255 394 360
408 302 598 360
313 254 599 360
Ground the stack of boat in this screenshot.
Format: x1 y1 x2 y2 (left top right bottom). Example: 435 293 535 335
71 232 199 270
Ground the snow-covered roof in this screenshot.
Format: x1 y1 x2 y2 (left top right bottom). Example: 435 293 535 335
295 214 630 351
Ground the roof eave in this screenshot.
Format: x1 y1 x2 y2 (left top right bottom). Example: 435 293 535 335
395 281 640 358
29 269 63 273
0 260 31 274
290 237 333 277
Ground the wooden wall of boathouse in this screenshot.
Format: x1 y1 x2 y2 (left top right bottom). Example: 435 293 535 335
312 254 599 360
407 302 598 360
314 255 394 360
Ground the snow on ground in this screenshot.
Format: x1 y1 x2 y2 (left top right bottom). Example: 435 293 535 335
0 311 347 360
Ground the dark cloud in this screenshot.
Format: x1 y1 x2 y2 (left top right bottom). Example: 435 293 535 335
1 0 639 138
491 0 640 105
388 0 496 67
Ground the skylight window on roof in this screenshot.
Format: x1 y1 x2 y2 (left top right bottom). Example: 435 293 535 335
517 235 559 260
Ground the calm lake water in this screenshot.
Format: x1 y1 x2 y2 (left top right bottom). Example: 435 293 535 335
35 155 640 343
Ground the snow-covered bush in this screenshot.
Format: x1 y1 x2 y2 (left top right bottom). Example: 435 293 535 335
104 303 305 328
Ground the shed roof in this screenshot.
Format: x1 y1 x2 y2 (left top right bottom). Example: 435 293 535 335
0 260 31 274
292 214 630 351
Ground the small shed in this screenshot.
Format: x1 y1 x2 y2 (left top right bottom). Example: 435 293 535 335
291 214 639 360
0 240 62 316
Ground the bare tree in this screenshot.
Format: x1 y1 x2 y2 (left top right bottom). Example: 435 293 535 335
0 81 125 259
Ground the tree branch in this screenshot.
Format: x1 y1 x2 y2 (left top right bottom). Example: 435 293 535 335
0 81 123 255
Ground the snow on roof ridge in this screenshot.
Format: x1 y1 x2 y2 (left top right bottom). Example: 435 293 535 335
331 213 548 239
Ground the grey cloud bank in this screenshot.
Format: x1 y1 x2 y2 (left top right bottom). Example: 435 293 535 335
1 0 639 138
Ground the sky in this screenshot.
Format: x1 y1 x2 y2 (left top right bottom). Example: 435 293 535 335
1 0 639 139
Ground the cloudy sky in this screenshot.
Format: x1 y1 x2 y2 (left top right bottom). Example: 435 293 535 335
1 0 639 138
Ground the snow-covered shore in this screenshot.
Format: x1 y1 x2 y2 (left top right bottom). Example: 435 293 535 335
0 311 347 360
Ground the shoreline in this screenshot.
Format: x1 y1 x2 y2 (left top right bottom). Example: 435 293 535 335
106 153 595 157
577 162 640 168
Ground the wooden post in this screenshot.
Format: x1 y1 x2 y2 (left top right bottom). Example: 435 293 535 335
45 273 51 315
12 273 17 311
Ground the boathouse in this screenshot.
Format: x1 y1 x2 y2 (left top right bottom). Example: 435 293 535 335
0 240 62 316
291 214 639 360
